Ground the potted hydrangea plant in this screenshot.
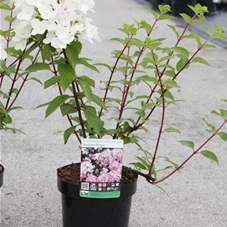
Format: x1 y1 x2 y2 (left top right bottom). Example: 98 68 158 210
1 1 227 226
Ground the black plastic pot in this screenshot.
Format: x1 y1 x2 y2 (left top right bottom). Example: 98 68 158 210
0 164 4 188
57 164 138 227
171 0 196 16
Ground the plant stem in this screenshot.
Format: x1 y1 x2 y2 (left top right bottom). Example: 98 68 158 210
123 165 155 182
98 34 134 118
113 19 159 138
5 53 24 110
7 49 42 111
71 82 86 138
51 56 81 143
150 120 227 184
148 60 166 177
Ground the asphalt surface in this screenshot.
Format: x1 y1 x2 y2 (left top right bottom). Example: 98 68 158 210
1 0 227 227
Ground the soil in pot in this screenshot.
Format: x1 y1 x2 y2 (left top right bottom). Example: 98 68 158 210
57 163 138 227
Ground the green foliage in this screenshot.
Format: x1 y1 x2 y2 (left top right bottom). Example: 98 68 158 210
179 140 195 150
200 150 219 164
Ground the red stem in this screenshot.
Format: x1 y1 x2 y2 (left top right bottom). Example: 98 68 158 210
51 56 81 143
98 34 134 118
151 120 227 184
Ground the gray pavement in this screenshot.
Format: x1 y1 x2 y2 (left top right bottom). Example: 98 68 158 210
1 0 227 226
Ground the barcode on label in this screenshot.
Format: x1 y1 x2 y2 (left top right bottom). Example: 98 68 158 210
81 182 90 190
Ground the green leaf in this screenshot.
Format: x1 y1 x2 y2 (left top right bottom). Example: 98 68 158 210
46 95 69 118
58 64 75 91
179 140 195 150
221 99 227 104
78 58 99 72
173 47 190 59
64 126 76 144
158 14 175 21
163 80 179 88
163 157 179 169
27 77 43 85
210 110 220 117
25 63 50 73
84 106 104 132
220 109 227 119
41 44 54 61
180 13 192 24
168 24 180 38
77 77 94 102
95 63 111 70
200 150 219 164
191 57 210 66
0 101 8 116
176 57 189 72
217 132 227 142
92 94 106 109
111 37 126 45
66 44 79 67
60 103 77 116
164 127 181 134
147 8 158 19
0 2 11 10
129 162 147 170
165 70 176 78
44 76 60 89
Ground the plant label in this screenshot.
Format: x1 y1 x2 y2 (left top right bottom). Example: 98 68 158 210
80 139 123 199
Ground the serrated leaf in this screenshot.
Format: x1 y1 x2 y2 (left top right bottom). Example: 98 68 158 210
179 140 195 150
66 44 79 67
217 132 227 142
41 44 54 61
164 127 181 134
25 63 50 73
60 103 77 116
77 77 94 102
58 64 75 91
191 57 210 66
200 150 219 164
78 58 99 72
176 57 189 72
64 126 76 144
44 76 60 89
46 95 69 118
84 106 104 132
173 47 190 59
27 77 43 85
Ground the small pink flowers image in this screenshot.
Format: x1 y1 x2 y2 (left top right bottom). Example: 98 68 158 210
80 148 123 184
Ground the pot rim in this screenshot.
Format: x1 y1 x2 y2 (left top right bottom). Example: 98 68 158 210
57 163 138 200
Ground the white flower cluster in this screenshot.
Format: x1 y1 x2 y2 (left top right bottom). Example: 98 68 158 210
11 0 100 51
